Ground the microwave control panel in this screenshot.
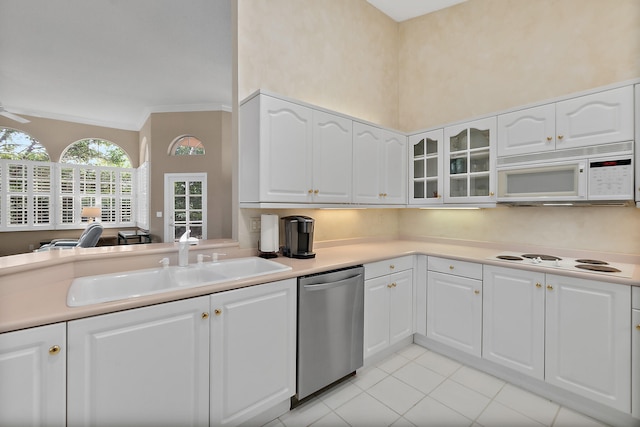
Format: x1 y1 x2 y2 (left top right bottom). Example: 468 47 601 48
588 158 633 198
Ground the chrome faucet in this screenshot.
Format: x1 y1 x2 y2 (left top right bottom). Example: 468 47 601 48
178 229 191 267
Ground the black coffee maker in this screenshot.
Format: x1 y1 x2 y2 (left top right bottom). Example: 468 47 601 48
281 215 315 259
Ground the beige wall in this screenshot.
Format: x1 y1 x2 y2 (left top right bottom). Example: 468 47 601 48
237 0 640 255
398 0 640 131
146 111 233 242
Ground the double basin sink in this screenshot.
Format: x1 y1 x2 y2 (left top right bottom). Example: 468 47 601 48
67 257 292 307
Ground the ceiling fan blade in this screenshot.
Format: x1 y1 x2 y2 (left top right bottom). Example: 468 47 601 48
0 110 30 124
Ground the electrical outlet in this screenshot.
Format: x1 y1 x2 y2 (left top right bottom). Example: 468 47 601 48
250 217 261 232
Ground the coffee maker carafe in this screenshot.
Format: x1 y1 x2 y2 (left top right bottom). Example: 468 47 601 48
281 215 315 259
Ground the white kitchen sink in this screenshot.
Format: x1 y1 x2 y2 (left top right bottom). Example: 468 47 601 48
67 257 292 307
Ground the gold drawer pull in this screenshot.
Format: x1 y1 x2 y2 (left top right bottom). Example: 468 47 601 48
389 264 395 270
546 136 552 141
449 265 454 270
214 309 222 316
535 283 542 288
557 135 564 140
201 312 209 319
546 285 553 290
474 289 480 295
49 345 61 356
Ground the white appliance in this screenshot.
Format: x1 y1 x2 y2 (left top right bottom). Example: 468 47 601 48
490 252 634 278
497 143 633 205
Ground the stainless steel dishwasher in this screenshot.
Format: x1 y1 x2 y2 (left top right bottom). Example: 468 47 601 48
294 265 364 406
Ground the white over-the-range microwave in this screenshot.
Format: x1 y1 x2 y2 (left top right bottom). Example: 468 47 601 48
496 142 634 205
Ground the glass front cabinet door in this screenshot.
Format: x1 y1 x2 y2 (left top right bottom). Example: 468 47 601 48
409 129 444 205
443 117 497 204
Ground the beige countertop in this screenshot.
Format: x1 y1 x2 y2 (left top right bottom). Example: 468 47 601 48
1 237 638 334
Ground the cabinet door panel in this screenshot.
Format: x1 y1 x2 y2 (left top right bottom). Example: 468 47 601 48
0 323 66 427
427 271 482 356
382 130 407 204
555 86 634 150
497 104 555 157
68 297 210 427
210 279 296 426
364 276 391 359
260 96 313 202
313 111 352 203
389 270 414 344
353 122 382 204
483 266 544 379
545 275 630 412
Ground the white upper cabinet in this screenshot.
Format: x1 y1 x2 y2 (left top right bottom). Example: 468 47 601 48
0 323 66 427
312 110 353 203
498 86 634 158
353 122 407 205
409 129 444 205
240 94 313 204
498 104 556 157
555 86 634 150
443 117 496 204
239 93 353 205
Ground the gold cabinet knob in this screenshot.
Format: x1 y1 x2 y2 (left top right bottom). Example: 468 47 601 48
49 345 61 355
308 189 313 194
387 283 393 288
546 136 553 141
214 309 222 316
636 324 640 331
392 282 397 288
474 289 480 295
314 189 319 194
389 264 395 270
557 135 564 140
201 312 209 319
449 265 454 270
535 283 542 288
489 192 495 196
383 193 388 197
546 285 553 290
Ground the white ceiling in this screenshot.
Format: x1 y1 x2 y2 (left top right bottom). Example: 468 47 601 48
367 0 467 22
0 0 232 130
0 1 462 131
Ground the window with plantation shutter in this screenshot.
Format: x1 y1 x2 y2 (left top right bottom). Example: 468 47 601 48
0 160 53 229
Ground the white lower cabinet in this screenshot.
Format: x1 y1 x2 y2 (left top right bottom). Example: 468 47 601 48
364 257 414 360
210 278 296 427
483 266 545 379
427 257 483 357
67 296 211 427
0 323 66 427
67 279 296 427
632 305 640 418
483 266 632 413
546 274 631 413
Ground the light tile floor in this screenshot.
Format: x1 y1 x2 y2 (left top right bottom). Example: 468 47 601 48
264 344 611 427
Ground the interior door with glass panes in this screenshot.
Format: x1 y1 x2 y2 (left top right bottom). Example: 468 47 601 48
164 173 207 242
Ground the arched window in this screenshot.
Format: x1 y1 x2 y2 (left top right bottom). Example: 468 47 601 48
0 127 50 161
61 138 132 167
169 135 205 156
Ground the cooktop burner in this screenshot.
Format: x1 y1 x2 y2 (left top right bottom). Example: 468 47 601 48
575 259 608 265
521 254 562 261
575 264 621 273
496 255 523 261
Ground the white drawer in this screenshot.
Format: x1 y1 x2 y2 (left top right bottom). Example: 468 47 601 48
633 287 640 309
365 256 413 280
428 256 482 280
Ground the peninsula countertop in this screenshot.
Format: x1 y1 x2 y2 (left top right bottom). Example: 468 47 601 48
1 237 638 334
